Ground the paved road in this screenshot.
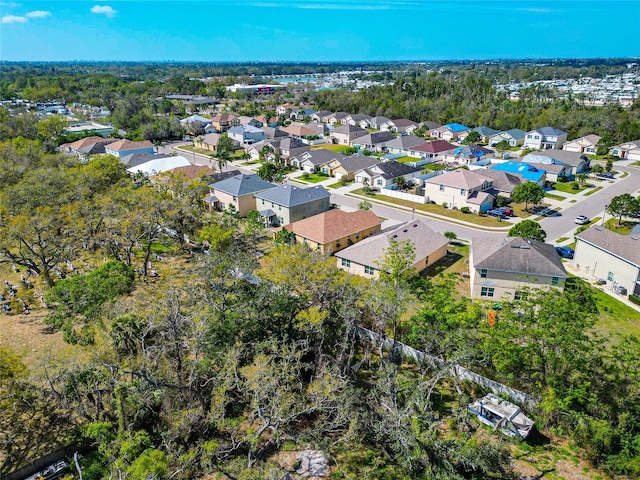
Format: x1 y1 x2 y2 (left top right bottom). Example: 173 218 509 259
539 164 640 240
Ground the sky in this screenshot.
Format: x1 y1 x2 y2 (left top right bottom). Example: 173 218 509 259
1 0 639 62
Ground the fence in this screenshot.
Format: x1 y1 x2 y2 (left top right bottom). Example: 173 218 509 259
378 188 426 204
355 326 539 410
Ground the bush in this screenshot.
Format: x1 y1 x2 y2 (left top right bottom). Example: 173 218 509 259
442 202 449 208
301 172 310 180
557 176 568 183
571 181 580 190
318 171 329 177
460 206 471 214
630 295 640 306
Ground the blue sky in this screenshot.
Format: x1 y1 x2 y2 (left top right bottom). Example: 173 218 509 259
1 0 639 61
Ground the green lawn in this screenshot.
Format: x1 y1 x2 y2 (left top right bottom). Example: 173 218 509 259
604 218 639 236
295 173 331 184
175 145 211 156
590 286 640 337
422 163 448 172
326 180 354 189
349 189 506 227
583 186 603 196
545 192 566 200
311 143 352 154
553 182 593 194
395 156 417 164
632 161 640 167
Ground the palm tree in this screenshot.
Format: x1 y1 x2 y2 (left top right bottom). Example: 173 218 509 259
576 173 588 186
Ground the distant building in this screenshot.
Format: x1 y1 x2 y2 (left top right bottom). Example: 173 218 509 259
64 121 114 137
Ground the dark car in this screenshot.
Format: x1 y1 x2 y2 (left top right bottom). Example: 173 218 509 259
487 209 507 218
597 172 615 179
497 206 513 216
555 246 575 259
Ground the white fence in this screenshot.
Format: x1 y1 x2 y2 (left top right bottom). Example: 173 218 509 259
378 188 426 204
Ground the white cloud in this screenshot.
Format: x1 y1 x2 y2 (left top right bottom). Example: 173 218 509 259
1 14 27 23
26 10 52 19
91 5 117 17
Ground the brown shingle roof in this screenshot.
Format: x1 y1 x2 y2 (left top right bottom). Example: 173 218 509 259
413 140 456 153
283 209 381 244
62 136 116 150
106 139 154 151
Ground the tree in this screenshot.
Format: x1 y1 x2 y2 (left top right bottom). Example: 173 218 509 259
256 162 283 183
462 131 481 144
591 163 605 174
358 200 372 211
576 173 588 186
495 139 511 157
443 231 457 241
607 194 640 226
511 182 545 212
214 134 235 172
258 144 274 163
605 159 613 172
508 219 547 242
394 176 408 191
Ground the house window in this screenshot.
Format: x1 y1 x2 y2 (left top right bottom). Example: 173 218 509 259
607 271 614 281
439 185 445 192
514 291 528 301
480 287 495 297
355 232 360 240
377 179 383 186
460 188 466 196
551 277 559 286
341 258 351 267
534 135 540 140
480 269 488 278
233 196 237 201
364 265 375 275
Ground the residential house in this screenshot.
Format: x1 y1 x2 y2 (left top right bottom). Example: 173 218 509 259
256 115 279 128
532 149 591 175
331 124 367 145
382 135 426 155
522 152 576 180
276 103 297 116
282 209 382 255
410 139 456 161
573 226 640 297
238 116 264 128
367 116 392 130
60 136 116 160
449 145 493 165
472 169 525 198
326 112 349 125
470 237 568 300
345 113 372 127
380 119 419 134
194 133 222 153
281 124 320 139
318 154 381 180
523 127 568 150
289 108 316 121
562 134 601 154
227 125 264 146
209 114 241 132
351 131 396 152
461 126 500 144
488 129 526 147
255 185 331 226
610 139 640 160
335 218 449 278
121 152 162 168
264 127 290 140
424 169 495 213
104 139 155 159
207 173 277 217
126 155 191 176
278 138 311 162
180 114 212 127
488 162 546 186
354 161 422 188
430 123 470 142
290 149 345 173
310 110 332 123
421 121 442 132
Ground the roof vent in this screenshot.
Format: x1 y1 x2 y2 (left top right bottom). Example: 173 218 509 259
403 229 408 233
392 234 398 239
413 223 418 227
520 245 530 249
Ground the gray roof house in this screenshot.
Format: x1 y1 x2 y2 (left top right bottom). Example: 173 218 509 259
573 225 640 297
488 129 527 147
290 149 346 173
335 218 449 278
368 116 392 130
318 154 382 180
470 237 568 300
523 126 568 150
467 126 500 143
207 173 277 217
254 185 331 226
354 161 422 187
382 134 428 154
532 149 591 175
351 131 397 151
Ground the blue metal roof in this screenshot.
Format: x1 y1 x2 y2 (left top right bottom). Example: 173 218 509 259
490 162 545 183
445 123 470 132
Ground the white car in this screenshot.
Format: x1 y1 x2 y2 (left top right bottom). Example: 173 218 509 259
574 215 590 225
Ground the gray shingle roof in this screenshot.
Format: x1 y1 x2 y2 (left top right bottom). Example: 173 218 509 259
336 154 381 173
367 161 422 179
383 134 426 149
576 225 640 267
210 173 276 196
121 152 170 168
335 218 448 269
473 126 500 137
472 237 568 278
293 149 345 166
355 131 396 145
534 126 567 136
333 124 367 135
533 149 588 167
254 184 330 207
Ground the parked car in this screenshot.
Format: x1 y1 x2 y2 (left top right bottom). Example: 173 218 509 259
574 215 590 225
555 246 575 259
487 209 507 218
596 172 615 179
497 206 513 216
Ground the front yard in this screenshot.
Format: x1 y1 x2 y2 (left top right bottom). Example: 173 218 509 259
604 218 639 236
294 172 331 184
552 181 594 194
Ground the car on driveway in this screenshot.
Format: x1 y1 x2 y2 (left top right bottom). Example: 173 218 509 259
497 206 513 216
574 215 590 225
487 209 507 218
555 246 575 259
596 172 615 179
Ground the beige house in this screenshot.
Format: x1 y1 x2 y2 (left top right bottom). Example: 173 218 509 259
330 124 367 145
207 173 276 217
573 226 640 297
335 218 449 278
470 237 568 300
610 139 640 161
562 134 601 154
194 133 222 153
424 169 495 213
318 154 380 180
282 209 382 255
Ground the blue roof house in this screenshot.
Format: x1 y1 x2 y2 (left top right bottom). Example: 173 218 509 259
490 162 546 185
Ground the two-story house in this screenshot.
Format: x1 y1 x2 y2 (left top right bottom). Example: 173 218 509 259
562 134 601 154
523 127 568 150
104 139 154 159
210 114 241 132
424 169 495 213
207 173 277 217
255 185 331 226
227 125 264 146
331 124 367 145
488 129 526 147
470 237 568 300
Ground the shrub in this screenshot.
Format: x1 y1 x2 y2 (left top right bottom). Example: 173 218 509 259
442 202 449 208
318 171 329 177
571 181 580 190
301 172 310 180
460 206 471 214
630 295 640 306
